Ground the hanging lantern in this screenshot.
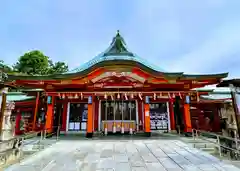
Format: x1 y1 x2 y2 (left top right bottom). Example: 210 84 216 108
104 93 107 99
125 93 128 100
172 93 175 98
81 93 83 99
62 93 65 99
117 93 120 99
131 93 134 99
196 92 199 102
168 92 170 98
178 92 182 99
75 93 78 99
111 94 114 101
159 92 162 97
138 93 142 100
153 93 156 100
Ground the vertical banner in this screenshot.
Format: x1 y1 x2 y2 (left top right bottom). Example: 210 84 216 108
88 96 92 104
47 96 52 104
145 96 150 104
185 95 190 104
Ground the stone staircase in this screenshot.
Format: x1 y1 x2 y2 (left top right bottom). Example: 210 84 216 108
22 138 57 153
180 137 218 155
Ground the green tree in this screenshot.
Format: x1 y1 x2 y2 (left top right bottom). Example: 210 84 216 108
13 50 49 75
48 61 69 75
13 50 68 75
0 60 12 72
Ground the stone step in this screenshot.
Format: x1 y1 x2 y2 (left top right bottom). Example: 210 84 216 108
32 144 44 149
183 139 217 144
200 147 216 152
192 143 216 148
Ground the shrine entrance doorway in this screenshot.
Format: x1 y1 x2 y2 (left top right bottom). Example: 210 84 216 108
67 103 88 132
100 100 137 132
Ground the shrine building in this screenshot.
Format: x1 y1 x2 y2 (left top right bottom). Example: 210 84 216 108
6 31 228 137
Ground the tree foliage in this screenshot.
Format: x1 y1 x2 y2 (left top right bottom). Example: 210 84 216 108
13 50 68 75
48 61 68 75
0 60 12 72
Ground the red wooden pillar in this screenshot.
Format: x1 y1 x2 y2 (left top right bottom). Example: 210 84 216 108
45 96 55 133
183 96 192 133
94 99 99 131
15 110 22 135
137 100 143 131
144 96 151 136
61 100 68 132
169 99 176 131
87 96 93 138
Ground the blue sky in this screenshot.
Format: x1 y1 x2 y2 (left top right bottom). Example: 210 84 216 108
1 0 240 78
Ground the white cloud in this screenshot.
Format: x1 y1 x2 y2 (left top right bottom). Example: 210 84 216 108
169 21 240 74
124 1 240 77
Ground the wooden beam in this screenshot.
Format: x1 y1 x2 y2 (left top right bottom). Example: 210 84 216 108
45 90 209 97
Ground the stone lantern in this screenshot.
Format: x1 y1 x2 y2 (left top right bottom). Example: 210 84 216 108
0 101 15 141
0 87 15 141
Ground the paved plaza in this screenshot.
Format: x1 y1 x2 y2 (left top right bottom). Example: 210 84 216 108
5 139 240 171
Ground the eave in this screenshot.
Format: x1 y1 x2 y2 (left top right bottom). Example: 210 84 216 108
7 60 228 83
7 60 180 81
181 73 228 80
217 79 240 87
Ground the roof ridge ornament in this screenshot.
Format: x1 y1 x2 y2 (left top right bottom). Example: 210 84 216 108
67 31 167 73
103 30 134 56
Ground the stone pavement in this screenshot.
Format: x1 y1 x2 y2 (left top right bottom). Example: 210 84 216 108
4 139 240 171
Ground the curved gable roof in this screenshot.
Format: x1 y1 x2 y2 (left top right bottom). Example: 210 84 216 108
68 30 166 73
6 31 228 81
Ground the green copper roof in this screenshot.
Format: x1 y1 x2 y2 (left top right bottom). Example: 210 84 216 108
201 94 231 100
195 86 232 101
7 95 35 101
0 92 35 102
68 30 166 73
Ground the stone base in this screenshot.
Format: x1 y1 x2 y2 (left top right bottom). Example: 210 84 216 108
1 129 14 141
86 133 93 138
145 132 151 137
0 148 21 168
